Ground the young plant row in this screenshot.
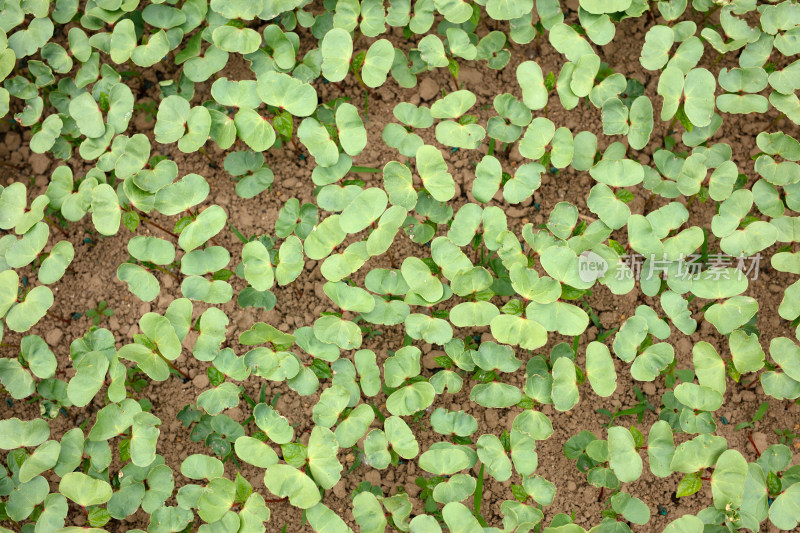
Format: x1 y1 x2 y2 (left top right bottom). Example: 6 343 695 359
1 0 800 531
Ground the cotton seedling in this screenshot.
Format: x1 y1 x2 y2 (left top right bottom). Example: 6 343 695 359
3 0 800 531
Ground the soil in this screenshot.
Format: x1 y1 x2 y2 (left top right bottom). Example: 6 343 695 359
2 3 799 533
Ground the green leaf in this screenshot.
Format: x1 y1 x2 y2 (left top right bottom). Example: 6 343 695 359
585 341 617 397
321 28 353 82
691 268 748 299
663 515 704 533
181 454 224 480
711 449 747 510
69 92 105 138
19 335 56 379
67 350 109 407
59 472 112 507
130 412 160 468
298 117 339 167
263 464 321 509
242 240 274 292
490 314 547 351
657 67 685 121
6 285 53 333
640 25 675 71
670 434 727 474
683 68 716 128
647 420 675 478
306 503 354 533
6 222 49 270
153 173 209 215
552 356 579 411
470 381 523 408
442 501 484 532
608 426 642 483
416 145 455 202
234 436 279 468
431 90 475 119
307 426 343 490
257 71 316 117
6 476 50 521
730 328 765 374
676 472 702 498
178 205 226 252
212 25 261 54
336 102 367 156
362 39 394 87
354 492 387 533
517 61 548 110
197 382 241 415
631 343 675 382
628 96 653 150
131 30 170 67
128 236 175 266
313 314 362 350
30 114 62 153
549 22 594 61
234 107 275 152
0 183 27 230
419 444 475 476
0 358 34 399
433 473 476 504
693 342 726 395
0 417 49 450
487 0 532 20
769 483 800 531
386 381 435 416
674 382 723 412
610 492 650 525
117 263 160 302
579 0 632 14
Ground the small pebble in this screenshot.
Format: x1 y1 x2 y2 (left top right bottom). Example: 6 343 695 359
45 328 63 347
418 78 438 101
192 373 209 389
29 153 50 175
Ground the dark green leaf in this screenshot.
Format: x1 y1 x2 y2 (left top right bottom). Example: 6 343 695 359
676 472 702 498
207 367 225 387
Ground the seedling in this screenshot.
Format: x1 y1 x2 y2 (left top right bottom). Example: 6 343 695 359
2 1 800 532
774 428 800 447
734 401 769 431
133 100 157 122
596 387 656 428
85 300 114 325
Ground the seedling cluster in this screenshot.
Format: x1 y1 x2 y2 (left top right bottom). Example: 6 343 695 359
1 0 800 531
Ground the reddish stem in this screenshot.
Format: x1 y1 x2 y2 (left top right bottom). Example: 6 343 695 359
385 247 397 269
160 354 188 380
47 310 71 324
44 216 69 237
748 432 761 457
136 210 180 239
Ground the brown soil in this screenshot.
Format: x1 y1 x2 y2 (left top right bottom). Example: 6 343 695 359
2 4 799 533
